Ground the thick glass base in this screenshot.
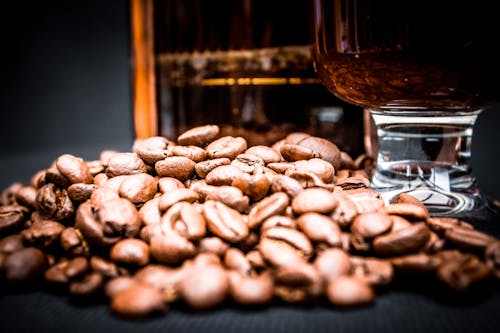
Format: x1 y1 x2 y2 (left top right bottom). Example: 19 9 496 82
368 109 491 218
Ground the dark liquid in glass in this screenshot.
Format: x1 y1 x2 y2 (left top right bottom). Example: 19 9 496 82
313 0 500 111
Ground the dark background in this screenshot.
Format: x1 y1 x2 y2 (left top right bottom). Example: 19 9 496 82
1 0 500 202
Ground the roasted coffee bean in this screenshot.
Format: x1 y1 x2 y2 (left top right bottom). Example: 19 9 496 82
231 153 265 174
179 263 229 310
134 263 188 301
329 192 358 228
0 234 24 254
206 136 248 160
14 186 37 210
247 192 289 229
280 144 320 162
171 145 207 162
205 186 249 212
350 256 394 287
64 257 89 280
86 160 105 176
335 176 370 190
223 248 252 276
35 183 74 221
391 253 440 275
150 232 197 265
261 215 296 231
326 276 374 307
105 276 137 299
245 145 282 164
228 270 274 305
426 217 474 236
291 188 338 215
261 227 313 262
273 261 322 290
270 175 303 199
21 219 65 249
436 253 491 292
177 124 220 147
231 172 271 202
158 177 185 193
106 153 148 177
56 154 93 184
111 282 168 318
198 237 229 257
118 173 157 204
290 158 335 184
138 197 161 226
75 199 141 247
44 167 72 189
203 200 248 243
205 165 244 186
110 238 150 267
161 202 206 241
90 256 127 278
485 241 500 279
0 182 23 206
0 204 29 234
2 247 46 284
373 222 431 256
384 202 429 222
69 271 104 297
266 162 294 174
297 213 342 247
314 248 352 281
292 135 341 170
194 158 231 179
67 183 97 203
286 170 335 190
158 188 199 212
133 136 173 164
351 212 393 239
155 156 196 181
60 227 89 256
444 226 496 252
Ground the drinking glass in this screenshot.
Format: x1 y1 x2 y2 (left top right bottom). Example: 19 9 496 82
312 0 500 217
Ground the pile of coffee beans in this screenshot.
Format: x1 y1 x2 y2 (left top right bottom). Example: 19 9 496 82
0 124 499 319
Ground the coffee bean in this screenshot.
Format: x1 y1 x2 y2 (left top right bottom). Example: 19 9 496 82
231 172 271 202
245 145 282 164
111 283 167 318
133 136 173 164
106 153 148 177
351 212 393 239
171 145 207 162
67 183 97 203
162 202 206 241
291 188 338 215
155 156 196 181
118 173 157 204
326 276 374 307
203 200 249 243
205 185 250 212
205 165 244 186
0 234 24 254
228 270 274 305
373 222 431 256
177 124 220 147
0 204 29 234
36 183 75 222
21 219 65 249
314 248 352 281
2 247 47 284
247 192 289 229
296 212 342 247
158 188 199 211
206 136 248 160
110 238 150 267
158 177 186 193
179 264 229 310
14 186 37 210
56 154 94 184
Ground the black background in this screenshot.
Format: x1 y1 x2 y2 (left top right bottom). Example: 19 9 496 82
0 2 500 333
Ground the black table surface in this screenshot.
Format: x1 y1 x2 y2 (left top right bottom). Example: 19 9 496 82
1 147 499 333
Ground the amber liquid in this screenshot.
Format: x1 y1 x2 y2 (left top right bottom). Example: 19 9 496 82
313 0 500 111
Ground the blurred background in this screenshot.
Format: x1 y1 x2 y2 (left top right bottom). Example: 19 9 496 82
1 0 499 202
